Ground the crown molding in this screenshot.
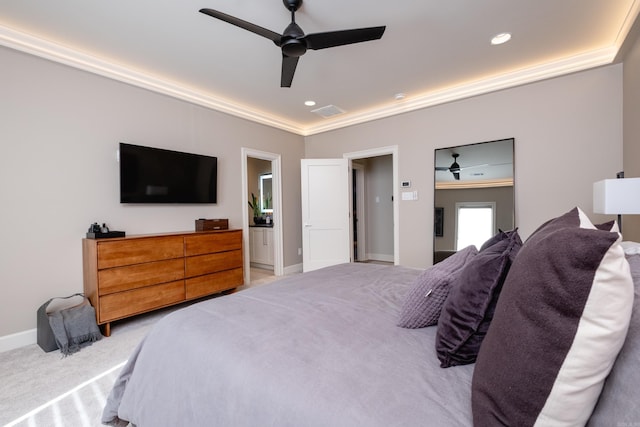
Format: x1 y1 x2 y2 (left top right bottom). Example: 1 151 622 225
0 23 623 137
304 47 617 135
0 25 305 135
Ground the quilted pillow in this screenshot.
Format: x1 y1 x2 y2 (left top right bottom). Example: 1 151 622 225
472 207 633 427
397 245 478 328
435 230 522 367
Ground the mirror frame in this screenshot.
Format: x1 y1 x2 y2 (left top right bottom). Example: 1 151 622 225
259 173 273 214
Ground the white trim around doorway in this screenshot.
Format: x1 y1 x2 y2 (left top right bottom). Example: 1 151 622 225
343 146 399 266
241 148 284 284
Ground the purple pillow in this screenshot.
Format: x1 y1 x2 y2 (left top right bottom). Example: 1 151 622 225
435 230 522 367
478 228 519 252
472 208 633 426
397 246 478 328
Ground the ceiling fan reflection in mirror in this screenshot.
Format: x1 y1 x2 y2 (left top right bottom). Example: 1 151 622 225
199 0 386 87
435 153 490 181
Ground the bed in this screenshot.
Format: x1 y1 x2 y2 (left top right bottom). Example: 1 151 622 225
102 263 474 426
102 207 640 426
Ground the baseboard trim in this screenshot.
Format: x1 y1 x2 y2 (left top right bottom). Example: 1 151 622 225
283 263 303 276
366 253 395 263
0 328 37 353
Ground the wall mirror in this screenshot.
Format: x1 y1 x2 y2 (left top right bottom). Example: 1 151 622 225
260 173 273 213
434 138 515 264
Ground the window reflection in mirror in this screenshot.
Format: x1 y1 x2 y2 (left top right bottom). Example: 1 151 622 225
434 138 514 264
260 173 273 213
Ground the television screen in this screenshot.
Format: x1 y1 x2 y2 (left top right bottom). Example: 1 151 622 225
119 143 217 204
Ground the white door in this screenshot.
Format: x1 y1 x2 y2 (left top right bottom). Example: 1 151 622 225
301 159 350 272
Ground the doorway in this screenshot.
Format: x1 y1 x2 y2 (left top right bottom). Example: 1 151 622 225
299 146 398 273
344 146 399 265
241 148 284 285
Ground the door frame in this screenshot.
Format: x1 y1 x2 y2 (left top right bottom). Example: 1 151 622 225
241 148 284 284
343 146 399 265
352 162 367 262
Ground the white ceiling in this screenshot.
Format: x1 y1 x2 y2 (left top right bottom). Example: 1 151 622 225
1 0 638 136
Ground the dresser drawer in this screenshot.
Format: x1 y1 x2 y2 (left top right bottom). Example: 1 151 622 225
98 258 185 296
98 280 185 323
185 249 243 278
184 231 242 256
97 236 184 269
186 268 243 299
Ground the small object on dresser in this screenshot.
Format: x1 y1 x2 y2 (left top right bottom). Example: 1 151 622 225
195 218 229 231
86 222 125 239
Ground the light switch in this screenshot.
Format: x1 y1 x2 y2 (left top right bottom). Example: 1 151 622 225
401 191 419 201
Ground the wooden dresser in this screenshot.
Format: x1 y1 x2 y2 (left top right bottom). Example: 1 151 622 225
82 230 243 336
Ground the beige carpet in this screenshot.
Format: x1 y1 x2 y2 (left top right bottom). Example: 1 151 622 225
1 306 164 426
1 268 278 427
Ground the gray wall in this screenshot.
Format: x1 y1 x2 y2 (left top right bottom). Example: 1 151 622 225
0 46 304 338
622 25 640 241
363 155 394 260
306 64 623 268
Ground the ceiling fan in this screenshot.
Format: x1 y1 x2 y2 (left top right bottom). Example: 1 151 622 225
199 0 386 87
435 153 490 181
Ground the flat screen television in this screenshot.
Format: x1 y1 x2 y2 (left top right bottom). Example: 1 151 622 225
119 143 217 204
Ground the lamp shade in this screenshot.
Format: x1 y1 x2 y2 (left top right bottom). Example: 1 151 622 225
593 178 640 214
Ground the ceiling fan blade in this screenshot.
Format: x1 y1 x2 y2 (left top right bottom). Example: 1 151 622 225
281 55 299 87
458 163 489 171
199 8 282 43
304 26 386 50
453 172 460 180
435 167 450 171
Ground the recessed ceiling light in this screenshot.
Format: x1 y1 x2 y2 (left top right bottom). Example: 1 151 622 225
491 32 512 45
394 93 406 101
304 100 316 107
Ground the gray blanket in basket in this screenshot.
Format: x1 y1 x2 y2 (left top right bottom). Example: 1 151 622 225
48 298 102 355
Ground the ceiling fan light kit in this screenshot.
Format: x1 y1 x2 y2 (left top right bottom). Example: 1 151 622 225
200 0 386 87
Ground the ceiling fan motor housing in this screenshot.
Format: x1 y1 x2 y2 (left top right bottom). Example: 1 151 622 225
281 23 307 57
283 0 303 12
450 153 460 172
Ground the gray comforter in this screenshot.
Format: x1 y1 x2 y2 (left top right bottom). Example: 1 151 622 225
102 263 474 426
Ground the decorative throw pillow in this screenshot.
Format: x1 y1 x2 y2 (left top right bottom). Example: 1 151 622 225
587 252 640 425
435 230 522 367
397 245 478 328
472 207 633 427
478 228 519 252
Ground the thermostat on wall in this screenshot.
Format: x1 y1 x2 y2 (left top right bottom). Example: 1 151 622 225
401 181 411 188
